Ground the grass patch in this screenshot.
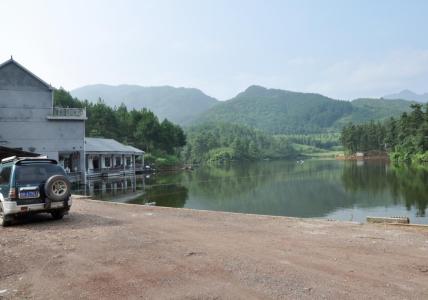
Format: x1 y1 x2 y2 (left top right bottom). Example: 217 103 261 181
292 143 343 158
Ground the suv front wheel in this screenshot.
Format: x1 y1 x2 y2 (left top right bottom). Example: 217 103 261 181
0 205 12 227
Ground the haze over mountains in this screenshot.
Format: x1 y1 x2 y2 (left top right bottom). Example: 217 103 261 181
384 90 428 103
71 84 414 134
71 84 218 125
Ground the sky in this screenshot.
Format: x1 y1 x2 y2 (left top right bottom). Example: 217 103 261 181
0 0 427 100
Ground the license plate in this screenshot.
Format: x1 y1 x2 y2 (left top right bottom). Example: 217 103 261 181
19 191 40 199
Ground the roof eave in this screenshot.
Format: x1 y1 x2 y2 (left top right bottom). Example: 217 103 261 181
85 151 144 155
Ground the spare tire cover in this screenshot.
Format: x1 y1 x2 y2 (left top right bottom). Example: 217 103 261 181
44 175 71 202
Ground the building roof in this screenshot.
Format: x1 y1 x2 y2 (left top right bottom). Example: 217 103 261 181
0 57 52 90
0 146 40 160
85 138 144 154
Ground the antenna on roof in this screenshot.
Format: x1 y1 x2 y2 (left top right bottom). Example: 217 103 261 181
10 55 13 60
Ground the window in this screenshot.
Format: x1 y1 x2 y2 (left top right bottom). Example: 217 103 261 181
0 166 12 190
104 157 111 168
15 164 66 185
115 157 121 167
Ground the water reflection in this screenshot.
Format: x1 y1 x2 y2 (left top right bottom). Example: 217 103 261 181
341 161 428 217
128 183 188 208
72 160 428 224
72 176 145 202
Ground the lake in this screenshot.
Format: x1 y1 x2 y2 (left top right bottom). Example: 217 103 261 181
73 160 428 224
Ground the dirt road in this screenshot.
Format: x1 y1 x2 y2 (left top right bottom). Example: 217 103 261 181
1 199 427 299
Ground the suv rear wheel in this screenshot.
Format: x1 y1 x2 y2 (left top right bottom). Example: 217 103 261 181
51 209 65 220
45 175 71 202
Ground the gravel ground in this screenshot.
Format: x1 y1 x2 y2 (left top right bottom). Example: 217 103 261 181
0 198 427 299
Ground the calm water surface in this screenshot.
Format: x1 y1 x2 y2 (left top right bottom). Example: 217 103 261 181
74 160 428 224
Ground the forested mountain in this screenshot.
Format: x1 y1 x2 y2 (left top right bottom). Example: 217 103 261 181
71 84 414 135
384 89 428 103
195 86 413 134
71 84 219 125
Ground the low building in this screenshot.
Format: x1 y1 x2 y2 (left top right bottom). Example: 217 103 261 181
355 152 365 158
85 138 144 178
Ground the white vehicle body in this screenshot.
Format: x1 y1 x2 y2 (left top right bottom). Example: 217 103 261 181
1 194 72 215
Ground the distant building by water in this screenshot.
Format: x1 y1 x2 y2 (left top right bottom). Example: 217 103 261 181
85 137 144 178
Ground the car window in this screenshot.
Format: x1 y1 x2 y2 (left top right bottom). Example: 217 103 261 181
14 163 66 185
0 166 12 190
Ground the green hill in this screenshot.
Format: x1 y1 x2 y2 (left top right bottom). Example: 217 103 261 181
194 86 414 134
71 84 414 134
71 84 219 125
334 98 417 128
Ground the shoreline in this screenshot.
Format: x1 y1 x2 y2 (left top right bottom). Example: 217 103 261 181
75 195 428 227
1 198 427 299
335 155 389 161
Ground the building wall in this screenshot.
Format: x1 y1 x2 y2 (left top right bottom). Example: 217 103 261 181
0 61 85 165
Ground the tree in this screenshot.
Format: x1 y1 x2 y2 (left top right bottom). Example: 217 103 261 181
86 99 119 139
53 88 187 162
158 119 186 154
384 118 397 150
248 141 260 158
341 104 428 162
54 88 83 108
134 109 160 152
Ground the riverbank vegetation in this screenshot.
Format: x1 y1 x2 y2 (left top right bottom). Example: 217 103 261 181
59 87 423 166
340 104 428 163
55 88 298 166
181 123 297 163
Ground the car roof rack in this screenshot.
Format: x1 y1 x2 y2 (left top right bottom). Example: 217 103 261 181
1 156 18 163
1 155 54 164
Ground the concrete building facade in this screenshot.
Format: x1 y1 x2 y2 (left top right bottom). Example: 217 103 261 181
0 58 87 180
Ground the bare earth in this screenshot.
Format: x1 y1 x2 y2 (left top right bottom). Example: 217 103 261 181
1 199 427 299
